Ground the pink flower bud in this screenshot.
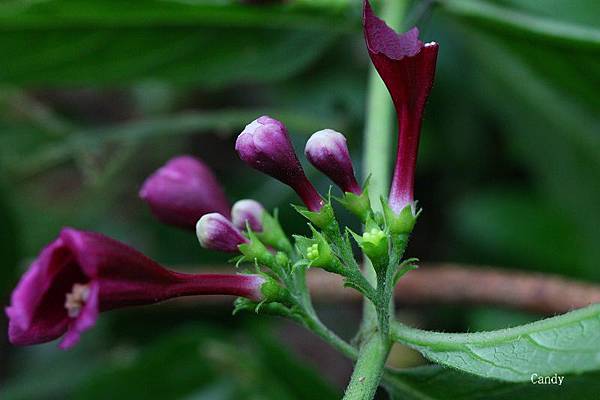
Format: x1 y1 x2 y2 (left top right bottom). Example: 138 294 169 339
231 199 264 232
235 116 323 211
196 213 249 252
364 0 438 213
305 129 361 195
5 228 265 349
139 156 230 229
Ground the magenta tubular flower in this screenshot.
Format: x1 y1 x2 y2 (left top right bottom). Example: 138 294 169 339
232 199 264 232
305 129 361 195
139 155 230 230
196 213 249 252
363 0 438 213
5 228 265 349
235 116 323 211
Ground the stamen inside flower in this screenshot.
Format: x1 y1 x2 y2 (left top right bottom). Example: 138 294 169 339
64 283 91 318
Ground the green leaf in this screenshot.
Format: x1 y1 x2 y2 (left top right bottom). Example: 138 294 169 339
440 0 600 49
384 365 600 400
0 1 346 85
391 304 600 382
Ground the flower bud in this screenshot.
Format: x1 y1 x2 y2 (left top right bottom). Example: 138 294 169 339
232 199 264 232
305 129 361 195
196 213 248 252
235 116 323 211
139 156 230 230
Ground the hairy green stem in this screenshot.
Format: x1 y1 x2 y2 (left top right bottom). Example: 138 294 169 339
343 333 391 400
303 311 358 360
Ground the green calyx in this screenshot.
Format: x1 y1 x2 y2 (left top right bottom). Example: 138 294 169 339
294 225 337 272
382 199 419 235
238 230 273 265
256 210 293 253
293 202 335 230
349 224 389 265
260 276 290 303
336 179 372 222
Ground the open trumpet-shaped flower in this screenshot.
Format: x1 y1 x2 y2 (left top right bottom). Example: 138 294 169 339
139 155 230 230
235 116 323 211
364 0 438 213
196 213 249 252
5 228 266 349
305 129 361 195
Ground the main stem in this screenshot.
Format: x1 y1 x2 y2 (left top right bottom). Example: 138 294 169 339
346 0 408 398
343 333 390 400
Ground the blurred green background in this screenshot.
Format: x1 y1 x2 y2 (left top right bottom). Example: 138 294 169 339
1 0 599 399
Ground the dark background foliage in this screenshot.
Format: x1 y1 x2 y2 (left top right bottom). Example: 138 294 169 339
0 0 598 398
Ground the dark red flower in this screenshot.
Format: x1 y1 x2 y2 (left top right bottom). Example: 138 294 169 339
364 0 438 213
6 228 265 349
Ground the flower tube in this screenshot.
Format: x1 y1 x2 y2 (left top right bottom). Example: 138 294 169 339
363 0 438 213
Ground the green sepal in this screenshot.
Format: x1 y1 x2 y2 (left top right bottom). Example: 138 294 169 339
256 209 293 253
336 190 371 224
238 229 273 266
274 251 290 270
293 226 339 273
381 197 419 235
233 297 294 318
259 275 291 304
348 225 388 268
292 201 335 230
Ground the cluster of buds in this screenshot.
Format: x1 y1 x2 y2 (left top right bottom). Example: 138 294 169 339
6 0 438 351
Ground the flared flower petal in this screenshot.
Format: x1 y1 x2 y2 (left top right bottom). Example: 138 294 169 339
305 129 361 195
235 116 323 211
139 155 230 229
364 0 438 213
6 228 266 349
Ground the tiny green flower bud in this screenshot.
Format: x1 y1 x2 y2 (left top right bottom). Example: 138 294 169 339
307 243 319 260
274 251 290 269
361 227 388 261
294 227 337 272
